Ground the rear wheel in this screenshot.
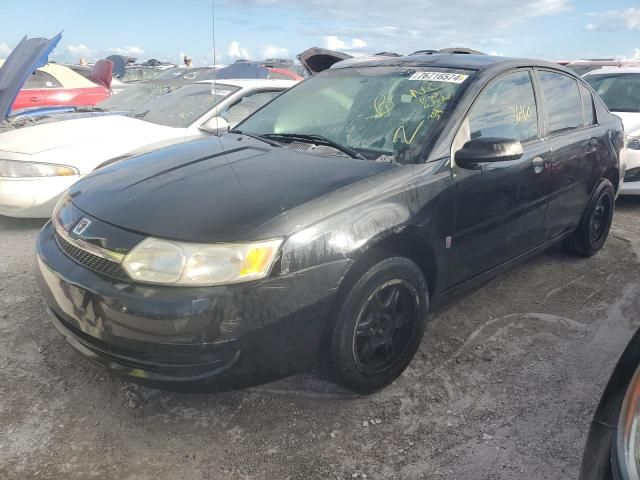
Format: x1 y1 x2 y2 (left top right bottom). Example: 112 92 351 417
324 256 429 394
565 178 615 257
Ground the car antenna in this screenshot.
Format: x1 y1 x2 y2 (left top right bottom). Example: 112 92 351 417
211 0 218 97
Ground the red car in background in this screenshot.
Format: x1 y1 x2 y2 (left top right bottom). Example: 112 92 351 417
0 61 111 111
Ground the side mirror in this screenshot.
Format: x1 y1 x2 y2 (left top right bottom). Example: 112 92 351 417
455 137 524 169
199 117 230 135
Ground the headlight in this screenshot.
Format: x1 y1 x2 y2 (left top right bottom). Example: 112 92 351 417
617 365 640 480
0 159 79 178
628 131 640 151
122 237 283 286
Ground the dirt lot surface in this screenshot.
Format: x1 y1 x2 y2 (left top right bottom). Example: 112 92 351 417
1 198 640 480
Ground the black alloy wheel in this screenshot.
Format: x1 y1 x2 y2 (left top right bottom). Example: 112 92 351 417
352 279 420 375
565 178 615 257
324 255 429 394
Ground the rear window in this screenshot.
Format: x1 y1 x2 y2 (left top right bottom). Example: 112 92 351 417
538 71 584 135
584 73 640 113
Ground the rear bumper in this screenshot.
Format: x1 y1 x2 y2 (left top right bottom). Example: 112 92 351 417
0 176 79 218
36 221 352 391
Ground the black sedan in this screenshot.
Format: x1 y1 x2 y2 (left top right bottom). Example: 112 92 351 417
36 54 624 393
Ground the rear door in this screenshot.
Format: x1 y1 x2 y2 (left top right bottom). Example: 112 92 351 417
449 69 551 284
535 69 604 240
28 70 63 107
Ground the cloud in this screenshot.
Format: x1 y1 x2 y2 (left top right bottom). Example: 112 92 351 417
231 0 570 54
262 44 290 59
227 40 251 59
108 45 145 57
0 42 10 59
585 8 640 31
325 36 367 51
66 44 95 61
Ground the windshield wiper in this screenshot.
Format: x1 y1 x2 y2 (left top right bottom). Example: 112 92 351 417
132 109 150 119
229 130 284 148
75 106 108 112
261 133 367 160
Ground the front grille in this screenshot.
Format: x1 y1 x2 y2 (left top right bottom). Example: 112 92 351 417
55 230 130 282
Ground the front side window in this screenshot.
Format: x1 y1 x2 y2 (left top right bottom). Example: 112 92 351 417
219 90 282 127
236 67 473 164
584 73 640 113
538 70 583 135
467 70 539 143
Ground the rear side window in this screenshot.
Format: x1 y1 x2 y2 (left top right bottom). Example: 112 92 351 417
580 84 596 126
25 70 62 89
537 71 583 135
468 70 539 143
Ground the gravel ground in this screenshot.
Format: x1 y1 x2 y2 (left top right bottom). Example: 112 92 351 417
1 197 640 480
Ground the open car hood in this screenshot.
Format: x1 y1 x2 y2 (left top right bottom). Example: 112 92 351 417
0 32 62 121
297 48 352 76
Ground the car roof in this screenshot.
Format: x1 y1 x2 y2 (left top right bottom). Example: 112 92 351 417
195 78 297 88
585 67 640 75
39 63 98 88
332 54 572 75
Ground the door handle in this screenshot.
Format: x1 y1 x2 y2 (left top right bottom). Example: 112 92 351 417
532 156 546 174
29 97 41 102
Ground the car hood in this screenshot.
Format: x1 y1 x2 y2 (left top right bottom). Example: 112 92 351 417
69 134 394 243
0 32 62 121
613 111 640 135
0 115 183 157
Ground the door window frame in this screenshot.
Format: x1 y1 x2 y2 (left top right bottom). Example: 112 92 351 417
532 68 600 138
450 67 544 167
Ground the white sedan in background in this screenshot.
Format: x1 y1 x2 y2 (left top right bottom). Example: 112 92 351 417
585 67 640 195
0 78 295 217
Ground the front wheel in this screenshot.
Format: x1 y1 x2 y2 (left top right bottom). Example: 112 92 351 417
565 178 615 257
324 256 429 394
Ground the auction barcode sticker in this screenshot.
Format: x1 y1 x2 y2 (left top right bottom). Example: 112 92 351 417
408 72 469 83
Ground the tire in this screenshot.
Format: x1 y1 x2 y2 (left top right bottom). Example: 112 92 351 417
324 256 429 394
565 178 615 257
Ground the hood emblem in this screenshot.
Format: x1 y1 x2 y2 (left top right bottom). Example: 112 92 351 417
72 218 92 235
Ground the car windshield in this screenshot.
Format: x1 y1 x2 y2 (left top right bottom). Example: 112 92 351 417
585 73 640 112
97 84 179 112
99 83 239 128
236 66 473 163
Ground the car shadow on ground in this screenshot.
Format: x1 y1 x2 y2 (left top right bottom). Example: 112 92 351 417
0 215 48 232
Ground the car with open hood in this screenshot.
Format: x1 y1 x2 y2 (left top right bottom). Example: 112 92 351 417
36 53 623 393
0 78 295 218
585 67 640 195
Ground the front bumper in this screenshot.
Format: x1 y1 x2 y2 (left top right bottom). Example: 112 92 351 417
0 175 80 218
36 221 352 391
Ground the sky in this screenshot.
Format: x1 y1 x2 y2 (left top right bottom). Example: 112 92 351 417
1 0 639 65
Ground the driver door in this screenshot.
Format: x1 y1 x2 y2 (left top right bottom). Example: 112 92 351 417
449 69 552 285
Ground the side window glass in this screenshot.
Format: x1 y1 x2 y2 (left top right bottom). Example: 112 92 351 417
468 70 538 143
580 84 596 126
219 91 281 126
24 70 62 89
538 71 583 135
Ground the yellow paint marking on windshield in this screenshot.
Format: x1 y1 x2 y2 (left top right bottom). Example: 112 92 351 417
393 119 425 145
366 95 395 119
